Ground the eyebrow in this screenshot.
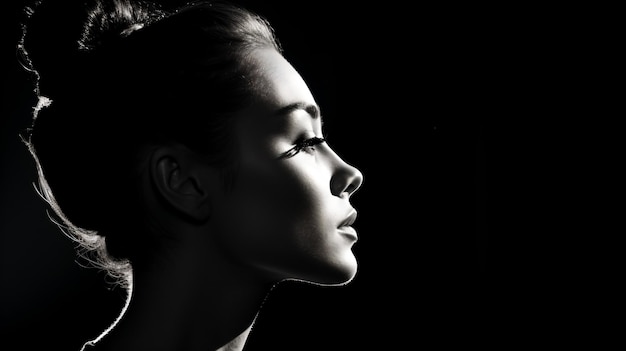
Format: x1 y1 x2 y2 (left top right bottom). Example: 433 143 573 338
273 102 321 120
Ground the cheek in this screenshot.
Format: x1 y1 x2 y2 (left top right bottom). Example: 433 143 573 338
237 161 327 237
215 161 332 272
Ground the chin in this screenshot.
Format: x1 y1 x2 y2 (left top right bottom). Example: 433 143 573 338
328 261 358 286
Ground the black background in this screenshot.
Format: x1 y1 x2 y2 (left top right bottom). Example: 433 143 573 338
2 1 490 350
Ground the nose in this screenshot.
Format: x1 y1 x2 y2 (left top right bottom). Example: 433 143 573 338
330 157 364 199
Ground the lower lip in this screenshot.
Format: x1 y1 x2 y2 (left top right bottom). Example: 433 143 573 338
338 226 358 241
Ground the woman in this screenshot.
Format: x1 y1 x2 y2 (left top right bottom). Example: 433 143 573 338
19 0 363 350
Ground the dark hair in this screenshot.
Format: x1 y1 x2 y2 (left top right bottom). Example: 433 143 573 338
19 0 282 284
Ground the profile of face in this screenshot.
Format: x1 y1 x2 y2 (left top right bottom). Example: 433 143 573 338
19 2 363 349
209 48 364 286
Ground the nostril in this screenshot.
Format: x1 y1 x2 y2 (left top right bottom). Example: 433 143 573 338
330 157 363 197
342 169 363 198
344 183 358 197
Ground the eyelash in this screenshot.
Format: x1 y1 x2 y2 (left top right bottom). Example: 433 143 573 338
278 136 326 160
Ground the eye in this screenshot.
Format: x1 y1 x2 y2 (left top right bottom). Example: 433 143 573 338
298 136 326 154
278 136 326 160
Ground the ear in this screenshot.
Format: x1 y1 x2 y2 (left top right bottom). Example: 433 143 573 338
149 144 215 223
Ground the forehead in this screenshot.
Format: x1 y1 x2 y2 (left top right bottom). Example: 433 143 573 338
234 48 319 131
248 48 317 111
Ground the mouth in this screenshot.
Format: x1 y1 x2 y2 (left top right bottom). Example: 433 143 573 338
340 210 357 228
338 210 358 241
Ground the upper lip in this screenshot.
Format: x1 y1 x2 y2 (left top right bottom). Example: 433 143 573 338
340 209 357 227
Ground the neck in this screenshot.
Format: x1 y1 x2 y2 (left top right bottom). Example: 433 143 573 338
89 237 274 351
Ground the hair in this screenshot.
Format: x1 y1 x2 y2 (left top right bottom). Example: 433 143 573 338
19 0 282 287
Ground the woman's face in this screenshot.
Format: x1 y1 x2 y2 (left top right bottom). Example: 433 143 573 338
211 48 363 285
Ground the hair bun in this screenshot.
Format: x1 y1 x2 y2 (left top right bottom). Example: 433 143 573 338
19 1 86 98
77 0 165 51
20 0 164 99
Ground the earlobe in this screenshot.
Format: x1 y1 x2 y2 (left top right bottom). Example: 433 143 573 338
150 145 213 223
